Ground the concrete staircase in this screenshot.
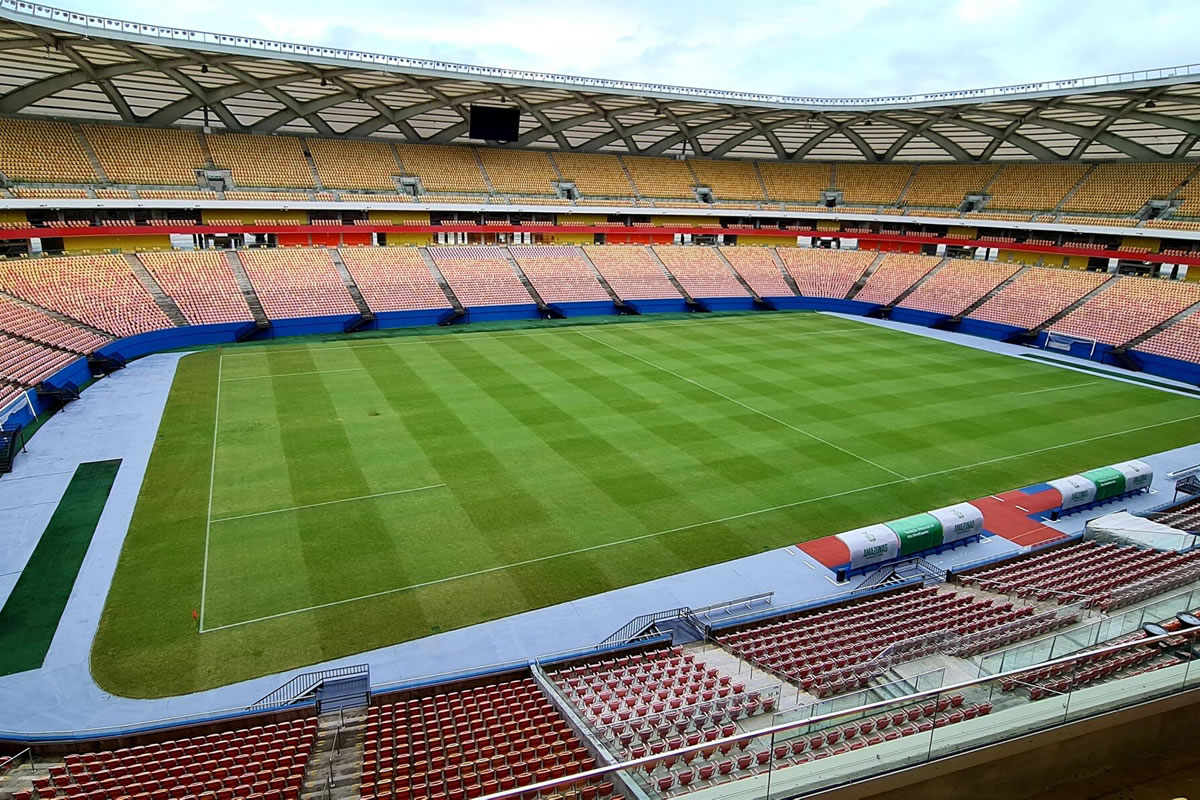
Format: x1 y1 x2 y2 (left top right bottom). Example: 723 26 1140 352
577 247 630 308
499 247 551 310
419 248 467 313
952 264 1030 322
299 138 325 191
123 253 188 326
894 165 919 206
70 123 109 184
768 247 803 295
615 156 642 200
224 250 270 328
300 708 366 800
1052 164 1098 215
886 257 951 312
845 251 887 300
1118 299 1200 352
1029 275 1117 335
472 148 497 196
751 162 771 204
711 246 766 304
327 248 377 324
645 246 699 306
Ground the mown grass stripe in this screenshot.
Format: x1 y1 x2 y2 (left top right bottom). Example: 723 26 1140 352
0 459 120 676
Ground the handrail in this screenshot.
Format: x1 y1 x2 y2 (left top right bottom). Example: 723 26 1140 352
0 747 32 774
2 1 1199 109
465 625 1200 800
248 664 369 711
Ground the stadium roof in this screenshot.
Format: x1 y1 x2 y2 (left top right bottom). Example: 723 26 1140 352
3 1 1200 163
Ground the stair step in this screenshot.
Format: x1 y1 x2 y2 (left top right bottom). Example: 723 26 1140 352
1120 298 1200 350
419 248 466 312
224 250 271 327
499 247 548 308
327 248 376 320
955 264 1030 321
846 251 887 300
711 246 763 302
645 246 694 303
71 123 109 184
577 247 627 307
886 256 951 311
124 253 188 326
768 247 803 296
1031 274 1117 334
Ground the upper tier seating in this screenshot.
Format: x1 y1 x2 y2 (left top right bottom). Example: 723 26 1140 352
967 267 1110 330
224 192 313 202
337 248 449 311
0 335 78 386
959 540 1200 611
1135 311 1200 364
653 247 747 298
0 255 171 337
776 248 874 298
718 247 792 297
757 163 831 204
238 249 359 318
853 254 942 305
428 247 533 307
898 260 1021 316
360 678 595 800
835 165 912 206
721 585 1072 696
137 251 253 325
903 165 1000 209
551 153 636 198
0 119 96 183
622 157 695 199
307 139 399 191
207 134 314 188
395 145 488 194
584 246 681 301
21 717 316 800
508 246 609 303
83 125 206 185
1049 276 1200 346
477 150 561 196
0 295 110 352
689 160 765 202
1001 629 1182 701
1152 497 1200 530
985 164 1089 211
1062 163 1193 214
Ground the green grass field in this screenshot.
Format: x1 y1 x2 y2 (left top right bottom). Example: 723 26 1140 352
91 312 1200 697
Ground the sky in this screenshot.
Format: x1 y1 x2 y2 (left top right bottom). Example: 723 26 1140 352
76 0 1200 99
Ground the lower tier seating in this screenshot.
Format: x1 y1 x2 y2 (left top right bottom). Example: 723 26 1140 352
653 247 747 298
360 678 595 800
853 254 943 305
897 261 1021 316
583 247 682 301
508 246 610 304
238 250 359 319
137 252 253 325
0 295 111 352
958 541 1200 610
1135 311 1200 364
1049 276 1200 346
16 718 316 800
0 255 172 338
337 248 450 312
967 267 1111 330
427 247 533 307
0 335 78 385
776 248 874 298
717 247 792 297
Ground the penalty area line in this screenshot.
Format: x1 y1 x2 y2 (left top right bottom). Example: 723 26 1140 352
210 483 448 523
197 407 1200 634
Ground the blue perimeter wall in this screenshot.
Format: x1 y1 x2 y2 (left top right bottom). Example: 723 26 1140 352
15 296 1198 428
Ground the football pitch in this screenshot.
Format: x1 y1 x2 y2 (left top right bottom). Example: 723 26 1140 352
92 312 1200 697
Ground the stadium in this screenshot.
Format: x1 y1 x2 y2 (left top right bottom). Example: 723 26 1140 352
2 1 1200 797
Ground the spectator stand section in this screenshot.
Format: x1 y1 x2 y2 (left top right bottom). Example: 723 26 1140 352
582 247 688 314
336 247 451 328
508 246 617 318
427 247 540 322
650 247 753 311
237 249 361 336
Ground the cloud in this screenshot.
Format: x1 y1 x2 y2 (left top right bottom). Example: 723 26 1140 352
80 0 1200 98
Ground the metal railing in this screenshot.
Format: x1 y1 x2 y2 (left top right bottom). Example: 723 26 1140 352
247 663 369 712
2 1 1199 109
602 593 775 645
461 625 1200 800
0 747 34 775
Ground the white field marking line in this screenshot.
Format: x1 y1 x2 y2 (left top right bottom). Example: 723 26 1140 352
197 474 909 633
221 367 366 382
1015 505 1030 513
215 318 874 358
1019 381 1099 396
199 408 1200 633
210 484 448 524
198 350 223 632
575 330 910 481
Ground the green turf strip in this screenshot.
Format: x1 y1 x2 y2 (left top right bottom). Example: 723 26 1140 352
0 459 120 676
92 314 1200 698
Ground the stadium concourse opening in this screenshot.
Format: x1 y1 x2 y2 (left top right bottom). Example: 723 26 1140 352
6 3 1200 799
